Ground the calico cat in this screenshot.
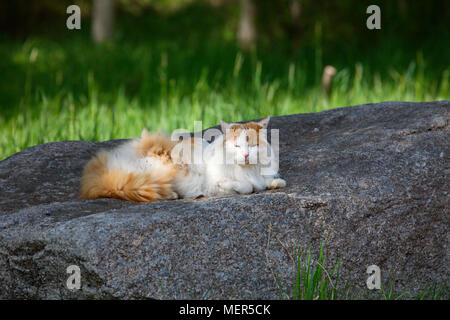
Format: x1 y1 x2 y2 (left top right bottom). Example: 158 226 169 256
80 116 286 202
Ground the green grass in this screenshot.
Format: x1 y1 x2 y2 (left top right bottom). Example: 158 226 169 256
276 242 344 300
275 242 448 300
157 239 448 299
0 10 449 160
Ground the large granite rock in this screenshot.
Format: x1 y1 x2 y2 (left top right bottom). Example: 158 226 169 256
0 101 448 299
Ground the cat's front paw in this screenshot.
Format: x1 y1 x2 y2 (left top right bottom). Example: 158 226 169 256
267 178 286 190
168 191 179 200
219 181 253 194
233 183 254 194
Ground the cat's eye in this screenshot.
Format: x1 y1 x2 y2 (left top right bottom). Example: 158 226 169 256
234 145 240 148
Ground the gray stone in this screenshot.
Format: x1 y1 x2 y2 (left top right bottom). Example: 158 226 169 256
0 101 448 299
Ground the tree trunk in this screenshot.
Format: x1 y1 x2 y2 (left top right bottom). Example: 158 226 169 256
237 0 256 51
321 65 337 96
92 0 115 44
289 0 302 53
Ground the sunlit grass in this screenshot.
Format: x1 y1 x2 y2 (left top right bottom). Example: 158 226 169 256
275 242 344 300
274 242 448 300
0 32 448 159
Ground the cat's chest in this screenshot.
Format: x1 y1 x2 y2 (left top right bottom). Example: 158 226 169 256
221 165 262 182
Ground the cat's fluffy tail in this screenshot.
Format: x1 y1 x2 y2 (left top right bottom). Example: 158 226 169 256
80 150 178 202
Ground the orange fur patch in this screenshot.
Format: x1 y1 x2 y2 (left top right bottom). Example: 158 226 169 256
135 132 176 164
225 122 264 146
80 133 179 202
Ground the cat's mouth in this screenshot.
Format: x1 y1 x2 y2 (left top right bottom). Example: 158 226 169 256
236 160 251 166
239 158 251 166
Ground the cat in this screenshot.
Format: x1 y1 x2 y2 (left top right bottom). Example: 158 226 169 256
80 116 286 202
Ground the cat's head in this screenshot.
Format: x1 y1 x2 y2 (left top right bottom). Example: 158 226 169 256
219 116 271 165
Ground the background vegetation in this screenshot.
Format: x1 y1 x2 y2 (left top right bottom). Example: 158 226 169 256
0 0 449 160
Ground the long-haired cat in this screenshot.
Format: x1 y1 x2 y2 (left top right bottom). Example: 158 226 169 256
80 117 286 202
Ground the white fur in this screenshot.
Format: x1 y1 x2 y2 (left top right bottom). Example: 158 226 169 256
173 120 286 198
105 140 169 175
100 118 285 200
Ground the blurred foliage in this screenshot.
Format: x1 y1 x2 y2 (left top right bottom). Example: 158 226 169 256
1 0 449 44
117 0 198 13
0 0 448 159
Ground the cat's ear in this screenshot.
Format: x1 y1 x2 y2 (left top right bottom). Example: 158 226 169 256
141 128 149 138
219 120 231 133
258 116 271 129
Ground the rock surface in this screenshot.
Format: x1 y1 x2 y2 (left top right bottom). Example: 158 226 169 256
0 101 448 299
